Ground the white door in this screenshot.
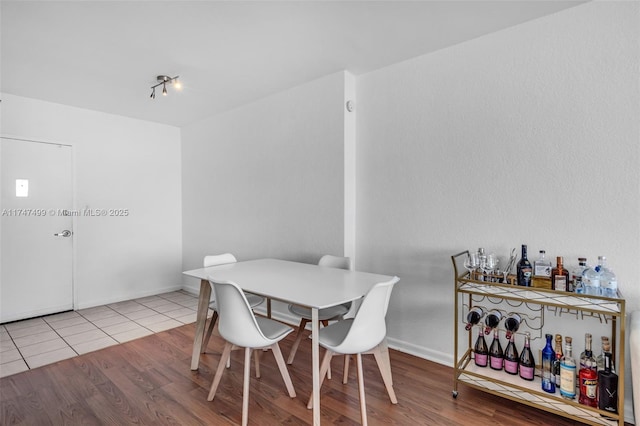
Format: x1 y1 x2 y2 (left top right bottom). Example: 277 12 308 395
1 137 74 323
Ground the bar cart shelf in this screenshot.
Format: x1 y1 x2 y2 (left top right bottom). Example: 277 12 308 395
451 251 626 426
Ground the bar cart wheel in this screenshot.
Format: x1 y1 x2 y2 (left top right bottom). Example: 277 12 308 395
452 391 458 398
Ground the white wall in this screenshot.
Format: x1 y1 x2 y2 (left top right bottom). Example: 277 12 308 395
356 1 638 420
181 72 348 313
1 94 183 308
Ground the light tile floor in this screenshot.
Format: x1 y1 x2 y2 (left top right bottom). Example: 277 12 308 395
0 290 202 378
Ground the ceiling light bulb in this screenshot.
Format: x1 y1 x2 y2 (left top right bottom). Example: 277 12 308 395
173 79 182 90
162 83 167 96
150 88 156 99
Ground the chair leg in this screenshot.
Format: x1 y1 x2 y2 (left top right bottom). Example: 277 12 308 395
372 344 398 404
307 349 334 409
343 354 351 384
356 353 368 426
242 348 251 426
254 347 261 378
208 341 233 401
287 318 308 364
271 343 296 398
201 310 218 353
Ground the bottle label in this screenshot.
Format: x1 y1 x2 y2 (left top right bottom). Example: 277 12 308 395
475 353 488 367
554 276 567 292
490 356 503 370
519 365 534 380
560 364 576 397
583 378 597 399
534 264 551 277
504 360 518 374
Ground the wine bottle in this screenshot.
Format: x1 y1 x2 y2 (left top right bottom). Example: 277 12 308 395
598 352 618 415
483 309 502 335
579 333 598 407
504 333 519 375
560 336 576 400
474 326 488 367
504 313 521 340
552 334 563 389
541 334 556 393
489 328 504 371
519 332 535 381
517 245 532 287
551 256 570 292
465 306 485 331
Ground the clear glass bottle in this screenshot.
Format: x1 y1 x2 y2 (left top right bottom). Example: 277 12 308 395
477 248 486 281
560 336 576 400
474 325 488 368
503 313 521 340
489 328 504 371
541 333 556 393
578 333 598 407
517 245 532 287
596 336 610 372
583 256 605 296
600 259 618 298
519 332 535 381
534 250 552 277
572 257 588 294
551 256 570 292
598 351 618 414
552 334 563 390
465 306 485 331
504 333 519 375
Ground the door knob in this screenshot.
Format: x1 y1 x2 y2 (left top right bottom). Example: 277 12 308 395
54 230 73 237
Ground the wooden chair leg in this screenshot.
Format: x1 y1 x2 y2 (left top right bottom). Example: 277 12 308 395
242 348 251 426
372 344 397 404
307 349 334 409
208 341 232 401
254 347 261 378
356 353 368 426
271 343 296 398
343 354 351 384
287 318 308 364
201 310 218 353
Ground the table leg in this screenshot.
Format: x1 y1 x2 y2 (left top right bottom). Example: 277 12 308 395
191 279 211 370
312 307 320 425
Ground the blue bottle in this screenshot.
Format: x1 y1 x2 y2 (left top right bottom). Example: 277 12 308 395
542 333 556 393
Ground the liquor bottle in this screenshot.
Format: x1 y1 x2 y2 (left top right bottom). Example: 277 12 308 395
598 352 618 415
483 310 502 335
600 259 618 298
534 250 552 277
571 258 588 294
552 334 563 389
504 313 521 339
465 306 485 331
596 336 610 372
519 332 535 381
489 328 504 371
541 334 556 393
504 333 519 375
474 326 488 367
551 257 570 292
517 245 532 287
578 333 598 407
583 256 604 296
560 336 577 400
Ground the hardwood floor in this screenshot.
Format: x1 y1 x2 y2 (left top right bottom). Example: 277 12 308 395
0 322 628 425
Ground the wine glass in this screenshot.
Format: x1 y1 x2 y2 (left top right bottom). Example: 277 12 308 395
464 252 479 279
483 253 498 282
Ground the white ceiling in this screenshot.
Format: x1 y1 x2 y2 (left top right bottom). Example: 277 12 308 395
1 1 584 127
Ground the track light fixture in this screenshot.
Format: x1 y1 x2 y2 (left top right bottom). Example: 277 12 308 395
150 75 180 99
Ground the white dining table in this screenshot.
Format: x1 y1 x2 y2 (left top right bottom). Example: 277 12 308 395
183 258 396 425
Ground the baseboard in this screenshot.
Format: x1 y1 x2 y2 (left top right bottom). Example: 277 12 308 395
75 284 184 310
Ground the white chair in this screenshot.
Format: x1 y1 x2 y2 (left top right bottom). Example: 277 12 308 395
201 253 265 353
306 276 400 426
287 254 352 367
207 278 296 426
